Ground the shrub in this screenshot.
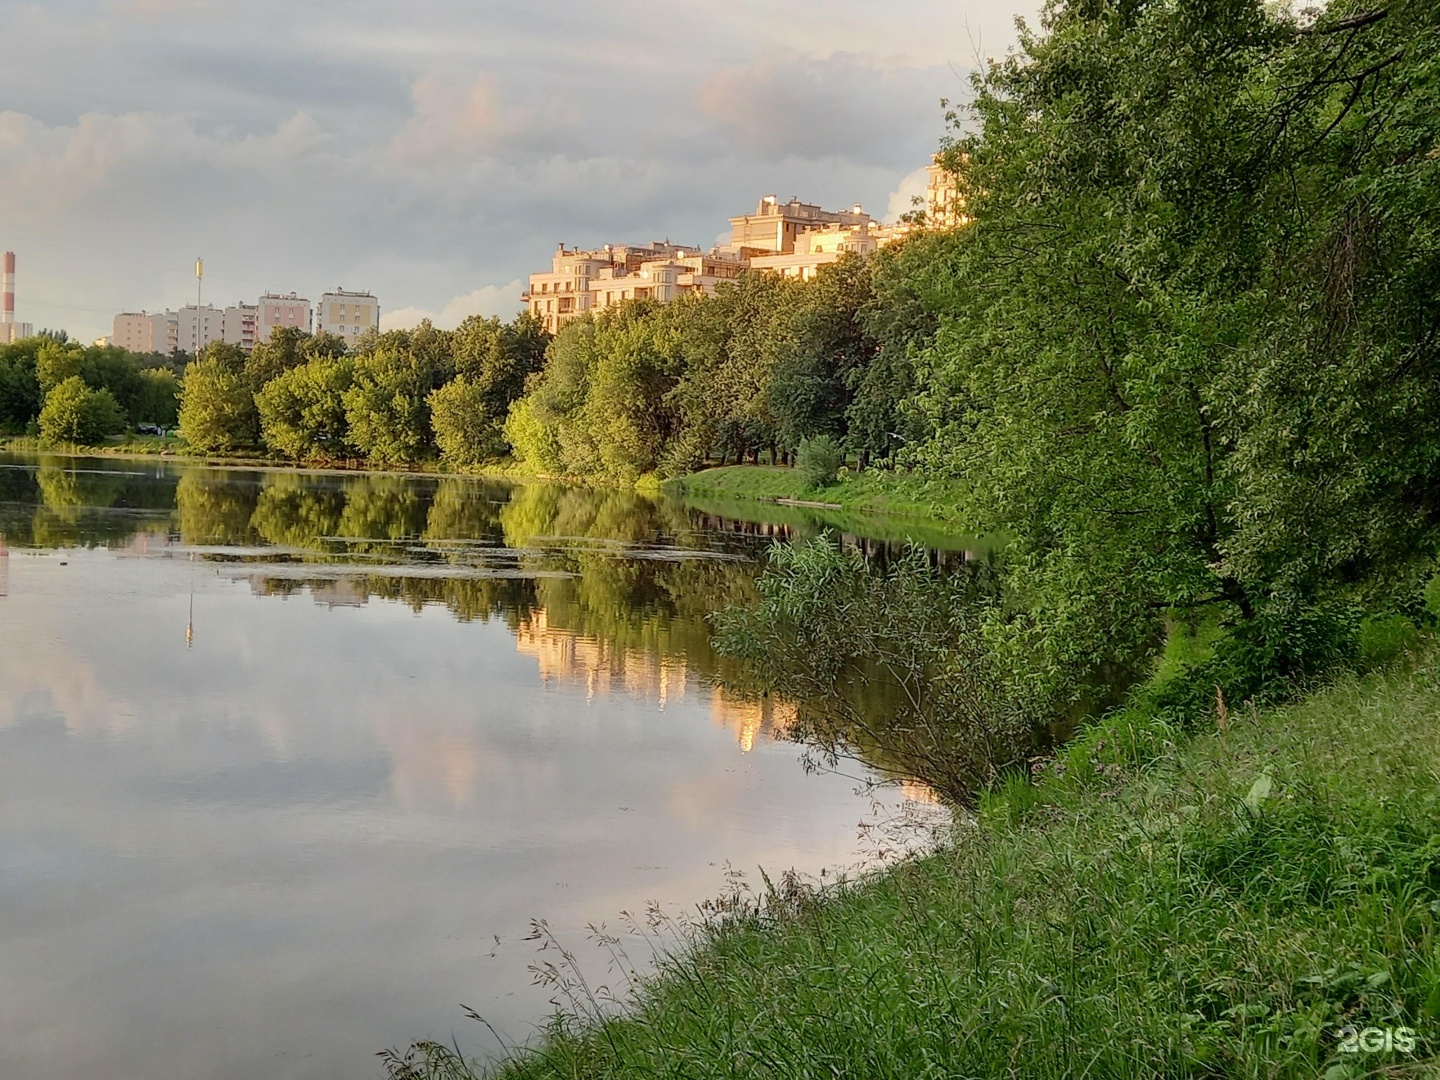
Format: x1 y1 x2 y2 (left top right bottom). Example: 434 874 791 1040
796 435 842 488
37 376 124 445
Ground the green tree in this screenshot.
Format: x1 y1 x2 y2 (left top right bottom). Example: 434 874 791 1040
178 357 260 451
246 327 349 388
256 356 355 459
905 0 1440 701
428 376 501 466
35 342 83 394
37 376 125 445
133 368 180 427
343 349 435 464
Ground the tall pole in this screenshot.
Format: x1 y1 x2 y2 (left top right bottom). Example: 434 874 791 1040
195 257 203 355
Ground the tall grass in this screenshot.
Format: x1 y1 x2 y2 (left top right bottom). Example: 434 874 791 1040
386 648 1440 1079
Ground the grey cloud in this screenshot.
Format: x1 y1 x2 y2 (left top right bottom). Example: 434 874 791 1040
0 0 1032 340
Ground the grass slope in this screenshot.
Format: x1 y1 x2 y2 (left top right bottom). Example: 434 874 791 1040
392 649 1440 1080
665 465 971 524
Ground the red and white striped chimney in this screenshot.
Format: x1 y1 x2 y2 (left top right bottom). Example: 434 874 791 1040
1 252 14 325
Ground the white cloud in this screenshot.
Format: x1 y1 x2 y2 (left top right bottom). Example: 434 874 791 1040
380 281 525 331
883 165 931 224
389 75 538 163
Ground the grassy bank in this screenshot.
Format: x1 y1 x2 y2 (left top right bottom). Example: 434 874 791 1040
390 644 1440 1079
663 465 970 524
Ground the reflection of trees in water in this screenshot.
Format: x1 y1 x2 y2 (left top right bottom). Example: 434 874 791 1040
176 470 260 546
3 456 1001 791
715 539 1028 805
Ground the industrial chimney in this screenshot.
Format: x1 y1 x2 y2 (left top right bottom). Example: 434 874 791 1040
2 251 14 326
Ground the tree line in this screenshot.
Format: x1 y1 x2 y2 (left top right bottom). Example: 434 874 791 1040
0 336 182 443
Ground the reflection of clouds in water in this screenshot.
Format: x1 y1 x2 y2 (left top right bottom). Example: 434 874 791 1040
0 628 139 737
0 529 903 1080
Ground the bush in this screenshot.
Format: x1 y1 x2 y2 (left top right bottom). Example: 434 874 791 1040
795 435 842 488
37 376 125 445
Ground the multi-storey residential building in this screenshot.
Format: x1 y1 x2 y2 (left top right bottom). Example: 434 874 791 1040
315 290 379 348
725 196 874 257
222 303 258 352
747 219 906 281
924 156 966 229
177 304 226 356
257 292 312 343
113 312 163 353
524 242 746 334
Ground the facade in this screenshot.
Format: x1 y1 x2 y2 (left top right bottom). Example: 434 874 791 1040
111 310 178 354
177 305 226 355
222 302 258 351
523 242 749 334
747 219 902 281
315 290 379 348
725 196 873 257
257 292 312 343
924 156 967 229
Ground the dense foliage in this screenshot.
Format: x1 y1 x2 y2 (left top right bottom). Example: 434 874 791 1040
178 314 548 466
0 336 179 439
504 248 951 482
900 0 1440 705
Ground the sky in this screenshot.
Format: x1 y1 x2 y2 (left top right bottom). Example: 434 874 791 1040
0 0 1039 344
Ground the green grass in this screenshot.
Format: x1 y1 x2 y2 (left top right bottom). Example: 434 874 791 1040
664 464 972 524
388 643 1440 1080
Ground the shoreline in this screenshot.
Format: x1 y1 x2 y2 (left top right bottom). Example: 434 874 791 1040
392 639 1440 1078
2 440 978 531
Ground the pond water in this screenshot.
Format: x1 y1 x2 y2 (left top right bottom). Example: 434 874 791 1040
0 453 968 1080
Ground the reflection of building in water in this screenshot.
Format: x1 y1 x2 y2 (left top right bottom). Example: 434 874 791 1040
899 779 942 805
513 608 688 709
708 687 796 753
514 609 798 753
246 575 369 608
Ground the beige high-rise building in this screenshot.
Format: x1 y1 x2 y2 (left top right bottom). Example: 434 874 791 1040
177 304 225 355
747 219 902 281
316 289 379 348
257 292 311 343
223 302 258 352
520 161 966 329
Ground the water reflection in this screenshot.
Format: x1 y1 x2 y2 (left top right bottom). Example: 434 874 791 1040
0 452 969 1080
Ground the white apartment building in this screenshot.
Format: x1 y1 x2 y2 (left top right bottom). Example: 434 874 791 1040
257 292 312 343
315 289 379 348
177 305 226 355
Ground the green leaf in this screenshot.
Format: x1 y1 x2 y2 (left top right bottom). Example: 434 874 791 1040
1244 773 1273 814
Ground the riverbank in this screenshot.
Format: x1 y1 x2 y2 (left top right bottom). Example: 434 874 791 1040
390 638 1440 1078
662 464 969 523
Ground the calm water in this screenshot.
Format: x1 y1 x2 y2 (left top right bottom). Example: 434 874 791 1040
0 453 959 1080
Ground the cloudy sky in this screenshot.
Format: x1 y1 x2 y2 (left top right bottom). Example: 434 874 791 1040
0 0 1038 344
